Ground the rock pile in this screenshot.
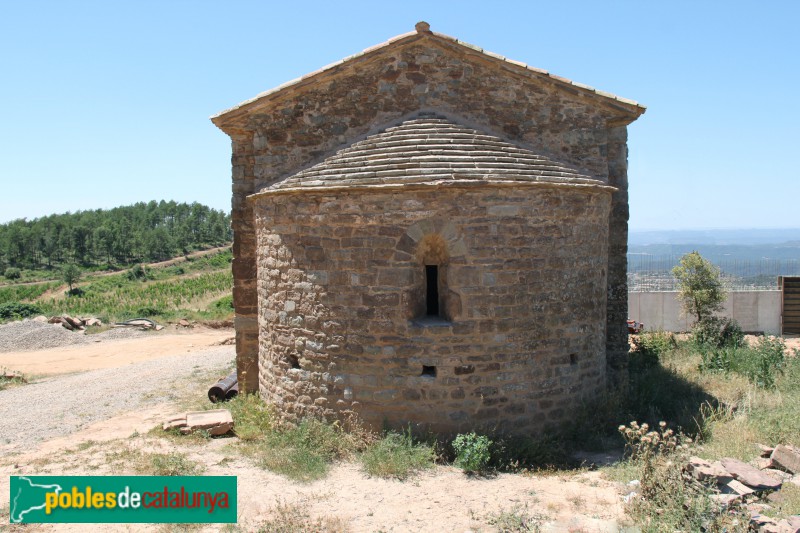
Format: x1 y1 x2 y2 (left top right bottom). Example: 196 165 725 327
46 315 102 331
686 446 800 532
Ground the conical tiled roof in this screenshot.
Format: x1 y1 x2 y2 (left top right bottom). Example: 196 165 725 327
268 114 601 191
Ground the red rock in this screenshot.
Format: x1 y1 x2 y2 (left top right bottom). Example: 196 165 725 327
777 516 800 533
771 445 800 475
759 444 776 458
686 456 733 483
722 458 783 491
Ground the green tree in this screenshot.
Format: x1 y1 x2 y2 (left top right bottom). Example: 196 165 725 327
671 251 725 323
62 263 82 294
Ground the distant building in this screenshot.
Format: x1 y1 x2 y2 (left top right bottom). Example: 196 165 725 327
212 22 645 435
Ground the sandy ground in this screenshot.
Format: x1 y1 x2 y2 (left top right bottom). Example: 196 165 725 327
0 327 233 376
0 329 630 532
2 409 629 532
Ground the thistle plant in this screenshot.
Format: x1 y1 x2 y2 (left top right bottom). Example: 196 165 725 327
618 421 689 461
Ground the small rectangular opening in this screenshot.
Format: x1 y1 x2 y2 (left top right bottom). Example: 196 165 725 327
569 353 578 366
425 265 439 316
421 365 437 378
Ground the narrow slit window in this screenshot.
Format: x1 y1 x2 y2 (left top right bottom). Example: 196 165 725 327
425 265 439 316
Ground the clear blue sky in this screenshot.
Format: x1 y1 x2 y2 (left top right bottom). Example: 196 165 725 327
1 1 798 230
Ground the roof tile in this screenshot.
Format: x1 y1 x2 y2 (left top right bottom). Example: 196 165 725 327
266 114 603 192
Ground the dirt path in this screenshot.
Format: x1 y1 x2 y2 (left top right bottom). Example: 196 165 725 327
0 327 233 375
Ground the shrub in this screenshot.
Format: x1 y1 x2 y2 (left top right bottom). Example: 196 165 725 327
697 346 733 374
212 294 234 311
490 433 571 471
739 336 785 388
3 267 21 280
692 316 744 349
452 432 492 473
135 306 163 317
126 264 151 281
0 302 42 320
631 330 677 365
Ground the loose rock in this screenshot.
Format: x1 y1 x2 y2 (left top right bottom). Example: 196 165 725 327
686 456 733 484
771 445 800 475
163 409 234 436
721 458 783 491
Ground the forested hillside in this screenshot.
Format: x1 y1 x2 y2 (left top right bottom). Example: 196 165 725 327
0 201 231 273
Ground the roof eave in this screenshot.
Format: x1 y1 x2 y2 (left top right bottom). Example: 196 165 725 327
248 178 617 201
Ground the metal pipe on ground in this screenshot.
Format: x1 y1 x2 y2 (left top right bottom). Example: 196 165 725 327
225 381 239 400
208 371 238 403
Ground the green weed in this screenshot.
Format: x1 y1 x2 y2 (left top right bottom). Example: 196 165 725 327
698 336 788 388
253 419 359 482
227 393 274 441
360 430 435 480
452 432 492 473
226 395 364 482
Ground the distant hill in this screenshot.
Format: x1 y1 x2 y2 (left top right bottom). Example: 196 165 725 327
630 228 800 246
0 201 231 275
627 229 800 288
629 229 800 264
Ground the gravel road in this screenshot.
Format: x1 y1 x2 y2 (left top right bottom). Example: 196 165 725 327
0 346 235 454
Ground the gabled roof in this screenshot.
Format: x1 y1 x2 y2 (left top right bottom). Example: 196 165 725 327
252 113 608 196
212 22 645 130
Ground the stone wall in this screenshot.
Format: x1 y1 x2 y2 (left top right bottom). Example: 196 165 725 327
213 30 643 394
254 183 612 435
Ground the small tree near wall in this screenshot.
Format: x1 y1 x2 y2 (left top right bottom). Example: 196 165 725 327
671 251 725 323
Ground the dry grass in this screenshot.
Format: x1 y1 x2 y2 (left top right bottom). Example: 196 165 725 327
254 500 348 533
